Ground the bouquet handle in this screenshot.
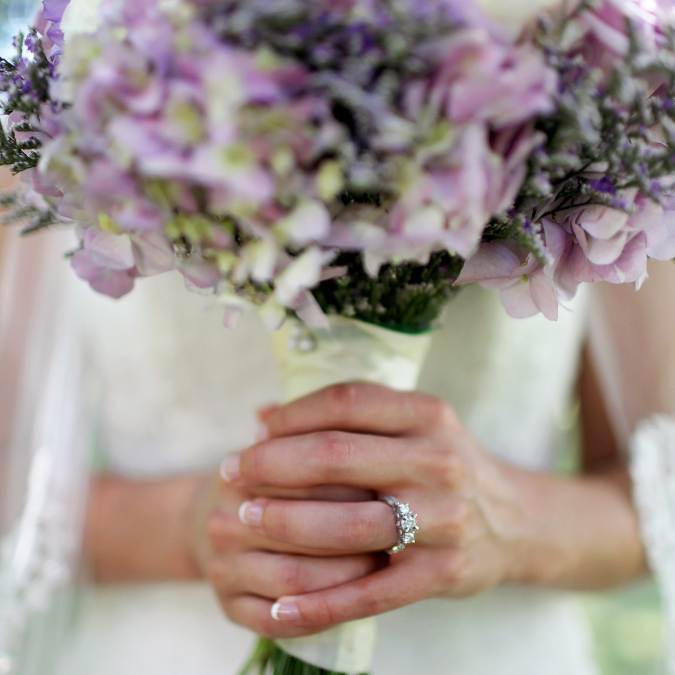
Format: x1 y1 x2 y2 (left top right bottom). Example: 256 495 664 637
267 317 432 674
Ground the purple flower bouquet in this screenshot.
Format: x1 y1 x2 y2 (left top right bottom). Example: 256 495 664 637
2 0 673 329
1 0 674 673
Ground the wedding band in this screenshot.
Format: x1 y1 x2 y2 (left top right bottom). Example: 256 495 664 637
380 496 420 555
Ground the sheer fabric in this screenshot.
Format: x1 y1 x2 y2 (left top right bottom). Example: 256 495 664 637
589 263 675 444
589 262 675 674
0 228 90 675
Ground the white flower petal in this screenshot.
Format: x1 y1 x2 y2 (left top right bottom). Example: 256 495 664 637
277 201 331 246
403 206 445 238
275 248 332 307
243 239 278 283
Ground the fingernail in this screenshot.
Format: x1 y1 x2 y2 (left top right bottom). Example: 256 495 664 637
238 500 264 527
271 599 300 622
257 405 279 422
220 454 241 482
255 421 269 442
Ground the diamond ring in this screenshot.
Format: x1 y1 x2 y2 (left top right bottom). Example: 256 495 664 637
380 496 420 555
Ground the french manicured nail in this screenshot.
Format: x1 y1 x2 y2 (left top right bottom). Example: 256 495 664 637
220 454 240 482
238 500 264 527
271 599 300 622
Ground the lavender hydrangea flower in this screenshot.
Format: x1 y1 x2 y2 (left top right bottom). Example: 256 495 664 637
70 228 137 298
456 241 561 320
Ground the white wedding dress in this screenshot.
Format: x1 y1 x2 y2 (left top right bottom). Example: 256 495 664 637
48 270 598 675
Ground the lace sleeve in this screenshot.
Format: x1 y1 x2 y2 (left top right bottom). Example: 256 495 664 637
589 261 675 673
0 227 92 675
630 417 675 670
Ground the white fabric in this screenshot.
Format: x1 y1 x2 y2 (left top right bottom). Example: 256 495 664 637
53 272 599 675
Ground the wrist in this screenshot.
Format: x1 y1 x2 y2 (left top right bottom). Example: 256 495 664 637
492 462 570 588
86 475 203 583
496 464 644 590
161 474 205 581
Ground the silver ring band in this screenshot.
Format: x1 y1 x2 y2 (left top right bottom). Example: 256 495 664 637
380 496 420 555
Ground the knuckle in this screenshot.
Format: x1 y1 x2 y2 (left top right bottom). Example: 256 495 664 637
240 444 268 483
207 513 240 551
206 512 224 542
416 449 463 488
319 431 356 474
328 382 361 410
412 444 441 480
437 453 464 489
278 557 305 594
265 503 291 540
267 405 289 433
423 396 448 425
206 560 233 592
446 502 470 544
310 595 340 627
425 396 458 429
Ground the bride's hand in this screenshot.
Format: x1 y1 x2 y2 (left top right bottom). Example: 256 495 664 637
221 382 532 633
197 474 381 639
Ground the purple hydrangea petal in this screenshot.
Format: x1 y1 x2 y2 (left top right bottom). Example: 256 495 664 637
132 233 176 276
71 249 136 299
82 228 136 270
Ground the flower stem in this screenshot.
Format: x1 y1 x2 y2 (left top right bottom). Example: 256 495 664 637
239 639 369 675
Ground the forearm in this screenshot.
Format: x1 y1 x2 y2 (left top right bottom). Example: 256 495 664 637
84 475 203 583
504 461 647 591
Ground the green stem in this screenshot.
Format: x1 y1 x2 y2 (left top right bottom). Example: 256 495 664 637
238 638 275 675
239 639 369 675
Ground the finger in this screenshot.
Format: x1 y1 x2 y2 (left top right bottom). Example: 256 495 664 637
239 499 398 553
260 382 455 439
269 556 433 629
237 433 435 489
251 485 373 502
211 551 381 599
208 509 357 558
221 595 324 639
214 481 372 509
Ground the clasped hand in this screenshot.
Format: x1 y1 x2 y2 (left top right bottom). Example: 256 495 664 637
206 383 529 639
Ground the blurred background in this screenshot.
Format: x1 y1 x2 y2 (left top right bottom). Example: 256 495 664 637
0 1 668 673
0 0 35 58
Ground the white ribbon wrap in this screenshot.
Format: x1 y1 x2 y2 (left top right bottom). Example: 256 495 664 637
271 316 432 674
